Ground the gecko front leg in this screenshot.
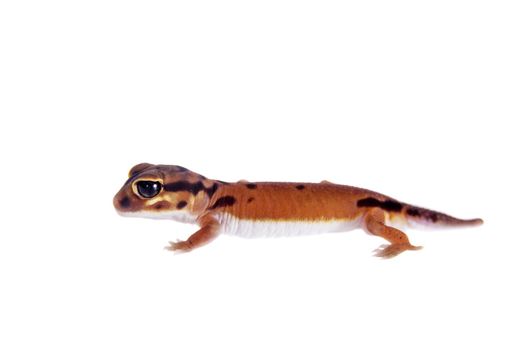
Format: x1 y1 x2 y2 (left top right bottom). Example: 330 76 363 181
165 214 220 253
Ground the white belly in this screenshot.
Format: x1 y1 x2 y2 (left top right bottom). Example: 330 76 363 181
216 213 361 238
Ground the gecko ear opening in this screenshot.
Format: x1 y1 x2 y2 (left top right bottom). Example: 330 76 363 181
128 163 154 178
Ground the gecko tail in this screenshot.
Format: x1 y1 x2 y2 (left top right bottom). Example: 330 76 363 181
403 204 483 229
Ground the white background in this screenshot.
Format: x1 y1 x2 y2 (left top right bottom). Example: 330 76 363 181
1 1 524 349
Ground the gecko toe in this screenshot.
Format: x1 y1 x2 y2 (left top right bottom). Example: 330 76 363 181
374 244 423 258
165 240 192 253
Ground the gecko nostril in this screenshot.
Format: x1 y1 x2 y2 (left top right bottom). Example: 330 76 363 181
119 196 131 208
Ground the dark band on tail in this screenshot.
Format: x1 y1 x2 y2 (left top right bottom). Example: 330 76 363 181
406 207 438 222
357 197 403 212
357 196 483 227
405 205 483 227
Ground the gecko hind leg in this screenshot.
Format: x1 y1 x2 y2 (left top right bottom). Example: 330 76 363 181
363 208 422 258
165 214 220 253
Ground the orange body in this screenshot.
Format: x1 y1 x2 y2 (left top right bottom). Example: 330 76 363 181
113 163 483 258
212 182 369 221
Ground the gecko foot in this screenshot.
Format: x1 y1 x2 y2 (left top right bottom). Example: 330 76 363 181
373 244 422 259
165 240 192 253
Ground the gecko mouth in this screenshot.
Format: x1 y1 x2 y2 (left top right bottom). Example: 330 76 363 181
115 208 197 222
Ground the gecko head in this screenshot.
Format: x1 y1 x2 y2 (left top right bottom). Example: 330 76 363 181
113 163 204 221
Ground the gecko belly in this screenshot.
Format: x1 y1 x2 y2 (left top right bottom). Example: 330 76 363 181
216 213 361 238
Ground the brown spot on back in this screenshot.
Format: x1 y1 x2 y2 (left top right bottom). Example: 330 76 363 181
210 196 236 209
246 183 257 189
296 184 305 190
247 197 255 203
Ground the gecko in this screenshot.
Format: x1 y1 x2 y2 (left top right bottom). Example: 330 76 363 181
113 163 483 258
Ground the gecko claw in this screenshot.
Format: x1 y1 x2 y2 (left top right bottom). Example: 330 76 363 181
372 244 389 255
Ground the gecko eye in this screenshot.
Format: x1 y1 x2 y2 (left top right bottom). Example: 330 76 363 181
136 181 162 198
